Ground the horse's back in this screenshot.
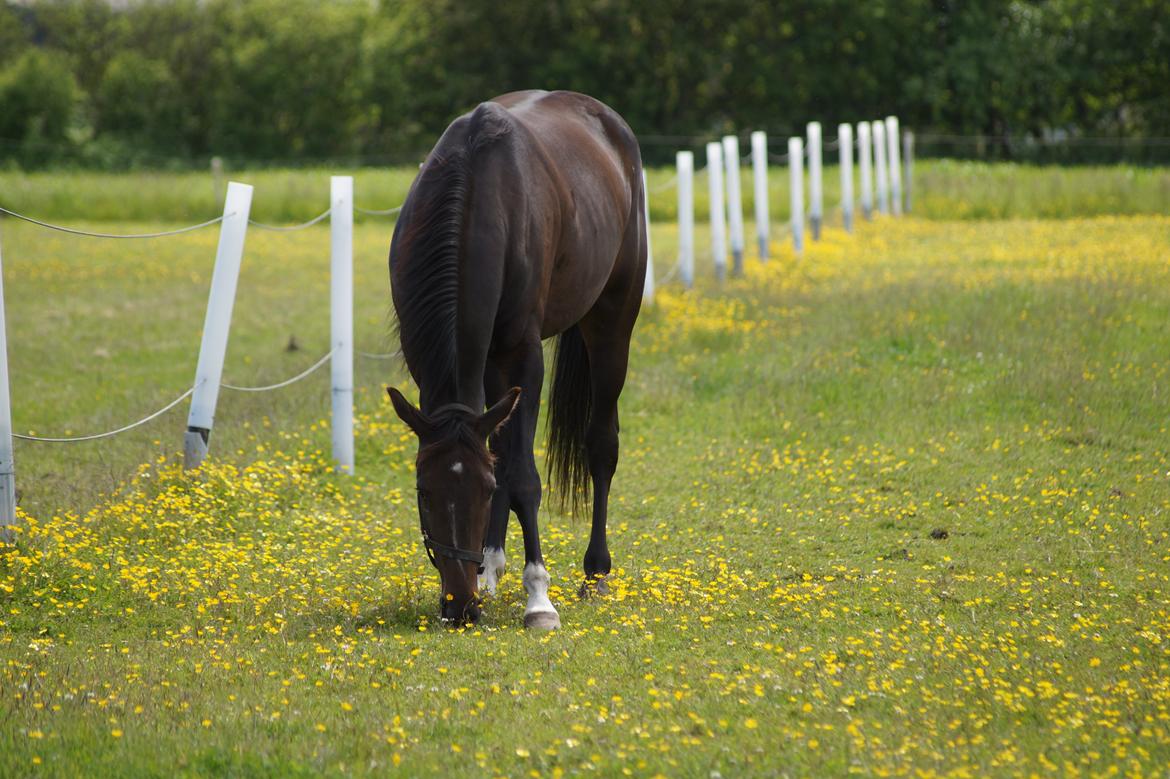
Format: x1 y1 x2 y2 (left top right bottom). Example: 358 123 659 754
393 91 644 360
488 91 644 338
494 90 639 212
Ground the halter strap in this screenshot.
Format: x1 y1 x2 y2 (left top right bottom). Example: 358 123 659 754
415 402 485 573
429 401 480 418
417 494 485 574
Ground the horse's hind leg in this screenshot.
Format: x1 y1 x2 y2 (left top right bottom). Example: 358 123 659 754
578 282 640 595
577 328 632 596
577 196 645 596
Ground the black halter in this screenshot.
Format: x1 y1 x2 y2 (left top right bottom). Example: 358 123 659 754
429 401 480 418
417 494 486 574
416 400 486 574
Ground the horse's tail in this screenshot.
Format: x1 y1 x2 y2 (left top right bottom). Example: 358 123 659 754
547 324 591 515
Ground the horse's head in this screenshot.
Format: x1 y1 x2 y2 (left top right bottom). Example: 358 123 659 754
387 386 520 624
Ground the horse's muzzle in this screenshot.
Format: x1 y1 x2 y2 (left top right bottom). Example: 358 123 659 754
440 596 481 625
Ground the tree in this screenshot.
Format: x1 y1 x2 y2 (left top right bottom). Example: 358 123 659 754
0 48 78 163
95 51 183 152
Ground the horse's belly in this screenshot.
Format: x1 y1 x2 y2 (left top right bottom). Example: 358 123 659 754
540 238 622 339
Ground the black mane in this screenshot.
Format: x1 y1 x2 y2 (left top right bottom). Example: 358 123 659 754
390 104 513 410
391 153 467 406
416 407 494 468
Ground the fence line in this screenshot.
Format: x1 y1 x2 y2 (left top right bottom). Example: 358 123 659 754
2 113 912 524
751 131 770 259
12 382 202 443
357 349 401 360
649 174 679 193
355 204 403 216
915 133 1170 147
183 181 252 469
248 207 332 231
655 259 682 286
221 348 335 392
0 232 15 534
0 206 227 239
14 347 338 443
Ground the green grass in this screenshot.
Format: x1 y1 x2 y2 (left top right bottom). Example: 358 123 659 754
0 184 1169 775
3 160 1170 224
0 218 404 517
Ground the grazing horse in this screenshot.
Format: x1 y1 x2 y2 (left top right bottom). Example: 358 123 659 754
386 90 646 629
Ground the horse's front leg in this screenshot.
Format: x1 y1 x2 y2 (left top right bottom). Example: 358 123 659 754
494 339 560 630
480 359 512 597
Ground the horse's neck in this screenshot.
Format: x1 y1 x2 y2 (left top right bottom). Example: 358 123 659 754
418 332 487 415
422 385 483 416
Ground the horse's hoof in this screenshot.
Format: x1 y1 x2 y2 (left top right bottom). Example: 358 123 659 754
578 576 610 599
524 610 561 631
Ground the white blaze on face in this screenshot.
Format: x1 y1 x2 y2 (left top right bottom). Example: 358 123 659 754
478 546 506 595
450 461 464 475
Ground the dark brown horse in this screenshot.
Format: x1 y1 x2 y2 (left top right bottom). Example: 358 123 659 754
386 91 646 629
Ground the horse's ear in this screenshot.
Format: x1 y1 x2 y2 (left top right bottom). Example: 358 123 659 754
476 387 521 438
387 386 430 437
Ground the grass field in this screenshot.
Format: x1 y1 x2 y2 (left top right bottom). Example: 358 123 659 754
3 160 1170 224
1 175 1169 776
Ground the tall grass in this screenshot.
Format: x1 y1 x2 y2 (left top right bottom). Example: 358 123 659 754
2 161 1169 224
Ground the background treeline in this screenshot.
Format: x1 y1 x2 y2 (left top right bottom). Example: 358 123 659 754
0 0 1167 169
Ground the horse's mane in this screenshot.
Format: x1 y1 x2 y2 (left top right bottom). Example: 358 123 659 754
417 408 495 467
391 104 513 409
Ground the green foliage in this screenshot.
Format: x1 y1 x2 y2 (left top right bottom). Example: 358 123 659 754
204 0 374 158
96 52 181 147
0 0 1167 168
0 3 28 69
0 48 78 164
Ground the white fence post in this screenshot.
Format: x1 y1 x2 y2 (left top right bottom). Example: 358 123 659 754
184 181 253 469
330 176 355 475
706 141 727 281
677 151 695 289
873 120 889 215
838 123 854 233
0 232 16 540
885 116 902 216
858 121 874 221
211 156 224 208
788 137 804 255
903 130 915 214
807 122 823 239
641 170 655 303
750 131 769 260
721 135 745 276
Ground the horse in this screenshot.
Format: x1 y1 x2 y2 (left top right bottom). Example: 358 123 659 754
386 90 646 630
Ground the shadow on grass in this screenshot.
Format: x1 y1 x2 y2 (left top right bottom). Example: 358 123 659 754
353 600 436 632
276 596 437 639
